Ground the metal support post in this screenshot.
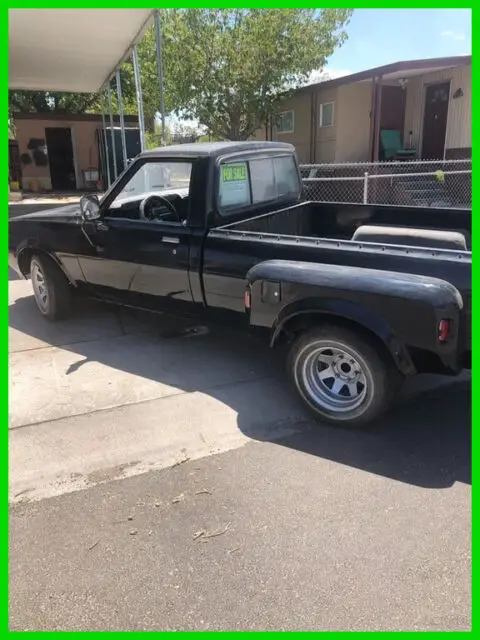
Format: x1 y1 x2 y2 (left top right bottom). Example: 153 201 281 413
132 44 146 152
154 10 166 146
115 70 128 172
107 83 118 181
101 110 111 188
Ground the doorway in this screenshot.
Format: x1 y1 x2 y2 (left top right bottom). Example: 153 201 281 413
45 127 76 190
421 81 450 159
380 85 406 133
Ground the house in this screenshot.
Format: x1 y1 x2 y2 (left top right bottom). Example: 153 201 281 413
14 113 140 192
252 55 471 164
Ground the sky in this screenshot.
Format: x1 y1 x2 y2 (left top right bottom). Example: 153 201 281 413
324 8 471 79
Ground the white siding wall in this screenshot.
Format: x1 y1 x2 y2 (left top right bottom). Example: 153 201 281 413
335 82 372 162
404 64 471 154
314 86 338 163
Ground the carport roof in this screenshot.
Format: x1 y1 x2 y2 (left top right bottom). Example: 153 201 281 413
8 9 155 93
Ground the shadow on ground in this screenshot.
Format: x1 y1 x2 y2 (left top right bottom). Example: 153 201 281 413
9 292 471 490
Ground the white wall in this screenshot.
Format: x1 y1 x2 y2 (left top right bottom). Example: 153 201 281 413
334 82 372 162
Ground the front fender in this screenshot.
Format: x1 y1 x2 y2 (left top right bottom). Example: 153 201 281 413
15 239 76 286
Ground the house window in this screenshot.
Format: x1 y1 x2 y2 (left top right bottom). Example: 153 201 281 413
276 110 294 134
319 102 335 127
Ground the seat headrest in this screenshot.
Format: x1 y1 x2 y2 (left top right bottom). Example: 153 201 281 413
352 224 467 251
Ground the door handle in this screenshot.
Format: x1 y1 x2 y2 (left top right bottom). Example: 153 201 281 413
162 236 180 245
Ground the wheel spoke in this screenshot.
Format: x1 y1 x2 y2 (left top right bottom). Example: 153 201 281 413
347 382 358 397
331 378 345 395
318 365 335 380
317 353 334 367
32 263 49 312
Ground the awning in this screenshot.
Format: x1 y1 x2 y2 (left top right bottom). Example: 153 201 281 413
8 8 155 93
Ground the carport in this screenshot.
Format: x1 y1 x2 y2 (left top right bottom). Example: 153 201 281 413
9 8 165 188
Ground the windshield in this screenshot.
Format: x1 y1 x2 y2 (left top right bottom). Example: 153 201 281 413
115 161 192 203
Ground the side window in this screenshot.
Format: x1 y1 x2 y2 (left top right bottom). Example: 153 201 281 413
273 156 300 198
250 156 300 205
276 110 295 134
218 162 251 210
109 161 192 215
250 158 276 203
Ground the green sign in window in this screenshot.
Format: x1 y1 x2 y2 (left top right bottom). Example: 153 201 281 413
221 163 247 183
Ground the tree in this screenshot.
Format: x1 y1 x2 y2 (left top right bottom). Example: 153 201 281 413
160 9 353 140
8 91 100 115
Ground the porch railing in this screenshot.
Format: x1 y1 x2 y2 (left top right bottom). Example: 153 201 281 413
299 159 471 209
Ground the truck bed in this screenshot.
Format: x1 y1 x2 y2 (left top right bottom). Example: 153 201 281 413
203 201 471 359
218 201 472 249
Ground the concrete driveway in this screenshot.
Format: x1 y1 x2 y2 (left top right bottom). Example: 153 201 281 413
9 277 471 502
8 276 471 631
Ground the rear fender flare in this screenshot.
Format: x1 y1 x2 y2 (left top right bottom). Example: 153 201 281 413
270 297 415 375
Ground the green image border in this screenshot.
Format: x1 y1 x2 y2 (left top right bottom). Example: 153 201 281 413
6 3 472 635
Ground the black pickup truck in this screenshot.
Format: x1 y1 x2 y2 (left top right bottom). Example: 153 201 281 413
9 141 471 428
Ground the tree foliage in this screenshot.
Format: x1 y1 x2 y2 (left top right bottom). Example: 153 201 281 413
8 91 100 115
161 9 353 140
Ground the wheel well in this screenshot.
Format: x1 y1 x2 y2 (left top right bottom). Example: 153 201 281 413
273 311 403 372
17 248 35 277
17 248 69 282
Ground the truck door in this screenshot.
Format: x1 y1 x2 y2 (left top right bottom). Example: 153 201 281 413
79 158 194 315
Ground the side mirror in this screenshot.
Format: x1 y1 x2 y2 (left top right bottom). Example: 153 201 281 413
80 194 101 221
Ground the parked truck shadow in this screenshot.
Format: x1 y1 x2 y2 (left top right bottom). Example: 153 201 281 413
9 293 471 490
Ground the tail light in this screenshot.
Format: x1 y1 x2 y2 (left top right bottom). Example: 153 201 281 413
244 287 251 309
438 319 451 342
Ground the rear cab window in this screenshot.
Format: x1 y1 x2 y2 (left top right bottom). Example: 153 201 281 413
217 153 301 216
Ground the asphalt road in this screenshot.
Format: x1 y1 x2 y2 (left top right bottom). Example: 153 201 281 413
10 381 471 631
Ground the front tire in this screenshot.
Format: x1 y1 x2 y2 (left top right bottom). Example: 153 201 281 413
288 325 402 428
30 254 71 321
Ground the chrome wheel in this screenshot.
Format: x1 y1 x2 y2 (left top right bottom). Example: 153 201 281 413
301 344 368 413
31 260 49 314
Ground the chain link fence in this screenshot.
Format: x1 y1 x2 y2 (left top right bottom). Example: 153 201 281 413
300 159 471 209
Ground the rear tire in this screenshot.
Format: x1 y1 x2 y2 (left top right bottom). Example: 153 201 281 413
287 325 402 428
30 254 71 321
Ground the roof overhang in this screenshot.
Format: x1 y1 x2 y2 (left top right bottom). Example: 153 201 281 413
357 57 472 85
297 55 471 95
8 9 155 93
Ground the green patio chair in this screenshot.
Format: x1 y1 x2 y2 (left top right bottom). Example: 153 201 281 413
380 129 417 161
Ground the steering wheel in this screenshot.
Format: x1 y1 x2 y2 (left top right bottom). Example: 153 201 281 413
139 194 180 222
